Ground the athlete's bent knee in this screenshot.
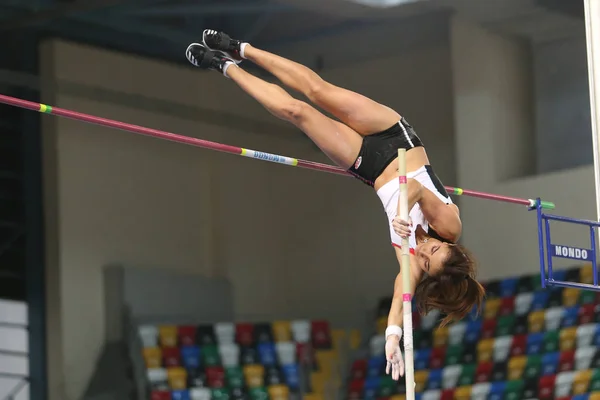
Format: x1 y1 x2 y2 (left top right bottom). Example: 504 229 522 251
306 79 328 103
280 100 311 124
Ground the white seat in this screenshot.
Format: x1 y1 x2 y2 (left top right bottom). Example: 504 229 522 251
138 325 158 348
147 367 168 389
218 343 240 367
442 365 462 389
421 389 441 400
575 346 596 370
576 323 597 347
190 387 211 400
369 334 386 357
545 306 565 331
493 335 513 362
290 320 310 343
448 322 467 346
515 292 533 315
554 371 576 398
214 322 235 344
470 382 491 400
275 342 296 365
421 310 441 330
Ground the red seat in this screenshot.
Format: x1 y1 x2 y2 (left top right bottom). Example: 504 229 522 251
510 334 527 357
236 323 254 346
178 325 196 347
296 342 315 366
499 296 515 316
538 374 556 400
348 379 365 398
429 347 447 370
412 312 421 330
556 397 571 400
558 350 575 372
350 359 367 380
481 319 497 339
440 389 455 400
475 361 493 383
151 390 172 400
579 304 596 325
311 320 332 349
162 347 181 367
206 366 225 388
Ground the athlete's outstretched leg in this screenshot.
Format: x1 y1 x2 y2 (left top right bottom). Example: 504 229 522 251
201 30 400 136
185 43 362 169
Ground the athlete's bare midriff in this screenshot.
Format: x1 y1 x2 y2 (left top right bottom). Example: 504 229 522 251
373 146 430 191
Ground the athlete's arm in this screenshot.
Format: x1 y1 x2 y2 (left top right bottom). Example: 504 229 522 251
387 251 421 328
418 188 462 242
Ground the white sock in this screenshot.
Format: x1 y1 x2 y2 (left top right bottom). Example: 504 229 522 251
222 61 236 78
240 43 249 59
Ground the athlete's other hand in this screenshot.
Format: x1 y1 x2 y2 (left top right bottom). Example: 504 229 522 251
392 216 412 238
385 334 405 380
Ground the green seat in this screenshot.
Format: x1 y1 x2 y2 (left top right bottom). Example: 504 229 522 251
580 290 596 305
542 331 560 353
504 379 524 400
203 344 221 366
458 363 476 386
530 274 543 291
211 388 231 400
225 366 244 389
249 387 269 400
496 315 516 337
378 375 397 397
523 355 541 380
589 369 600 392
445 344 463 366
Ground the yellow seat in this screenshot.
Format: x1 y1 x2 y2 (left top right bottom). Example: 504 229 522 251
573 370 593 394
433 326 450 348
528 310 546 333
268 384 290 400
390 396 406 400
167 367 187 390
559 327 578 351
143 347 162 369
310 372 327 394
330 329 346 352
158 325 178 348
580 264 595 284
415 370 429 393
272 321 292 342
315 350 338 376
303 394 324 400
243 364 265 388
590 392 600 400
376 316 387 335
484 298 501 320
507 356 527 381
477 338 495 363
562 288 581 307
454 385 472 399
349 329 361 350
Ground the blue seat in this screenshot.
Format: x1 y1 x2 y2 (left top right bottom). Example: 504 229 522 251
464 320 482 343
594 324 600 347
488 381 506 400
531 291 549 311
526 333 544 355
257 343 277 366
562 306 579 328
171 390 191 400
180 346 201 370
426 369 443 390
363 376 381 399
367 355 386 377
541 352 559 376
415 394 423 400
281 363 300 390
573 394 590 400
552 270 568 281
415 349 431 370
500 278 518 297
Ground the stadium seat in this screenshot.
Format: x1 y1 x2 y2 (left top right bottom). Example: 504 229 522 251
545 307 565 331
500 278 518 297
290 320 311 343
464 321 482 343
580 264 595 284
488 381 505 400
480 319 497 340
415 349 432 370
499 296 515 316
442 365 461 389
490 361 507 381
543 331 560 353
144 347 163 369
548 289 565 308
448 322 466 346
414 370 429 393
531 291 549 311
457 364 475 386
538 374 556 400
205 366 225 388
524 355 542 380
272 321 292 342
504 379 524 400
140 325 159 347
240 345 259 365
470 382 490 400
311 320 332 349
522 378 538 399
509 334 527 357
541 352 560 376
364 375 380 399
268 384 289 400
180 346 201 370
376 316 387 335
247 387 267 400
526 332 544 354
178 326 197 347
444 345 462 366
590 369 600 392
225 366 244 389
515 292 533 315
347 379 365 399
562 288 580 307
367 355 386 378
493 336 512 362
573 369 593 394
579 304 596 325
151 390 172 400
461 342 477 364
281 364 300 390
243 364 265 388
429 347 446 370
453 384 472 400
422 389 441 400
590 349 600 369
559 350 576 372
496 315 515 337
433 326 449 348
507 356 527 381
426 369 443 390
577 324 597 347
265 366 285 386
580 288 597 305
476 339 494 363
219 343 240 368
484 299 501 320
555 371 576 398
167 367 188 390
576 347 597 370
562 306 579 328
159 326 178 348
513 315 529 335
214 322 235 344
560 327 578 351
275 342 296 365
189 388 211 400
163 347 182 368
474 361 493 383
202 345 221 367
350 359 367 380
187 367 207 388
196 325 217 346
236 323 255 347
414 329 434 350
149 367 169 390
378 375 397 397
484 281 501 298
573 395 591 400
253 323 274 344
517 275 533 293
296 342 315 367
421 310 441 331
528 310 546 333
257 343 278 367
369 335 386 357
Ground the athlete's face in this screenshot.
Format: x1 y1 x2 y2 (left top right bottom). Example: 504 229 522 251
414 226 452 276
